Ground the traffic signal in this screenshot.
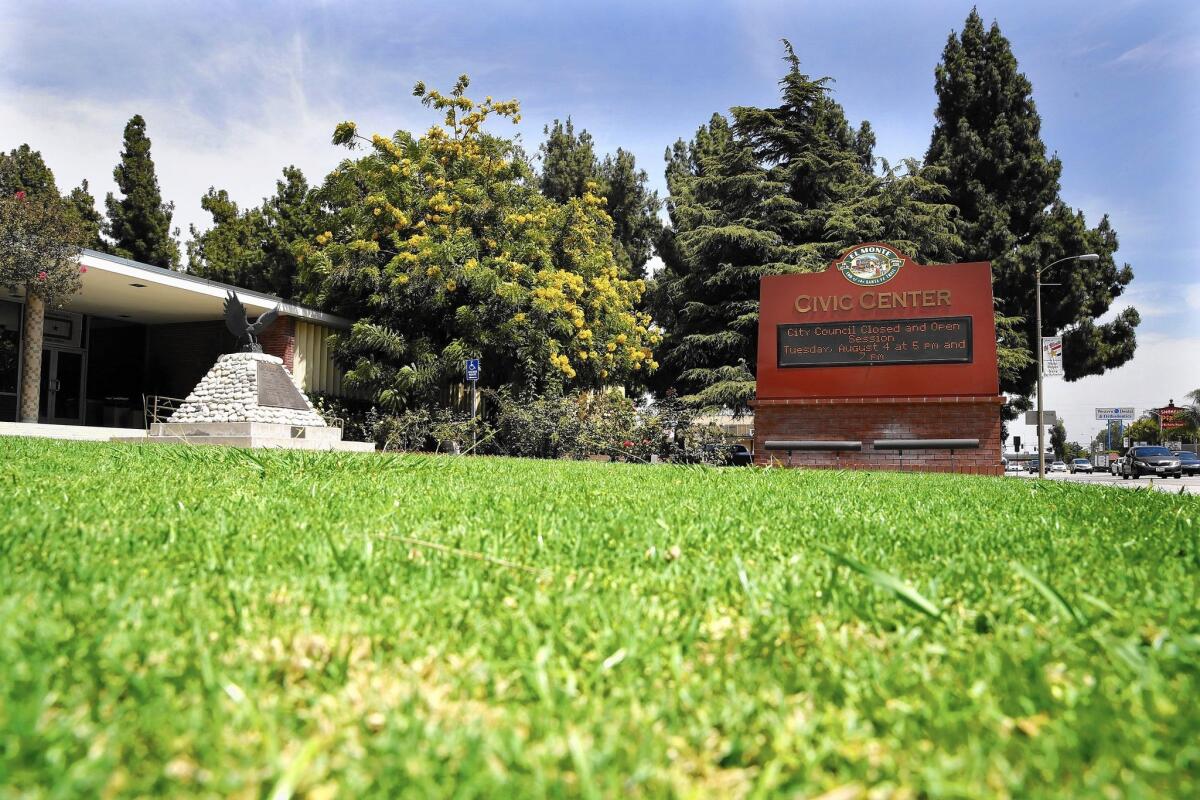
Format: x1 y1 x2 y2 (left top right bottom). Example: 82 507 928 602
1013 436 1022 452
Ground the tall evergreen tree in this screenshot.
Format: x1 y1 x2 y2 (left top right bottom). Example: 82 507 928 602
104 115 180 269
539 118 598 204
597 148 661 278
187 166 321 299
0 144 58 197
1 145 107 251
539 118 662 278
926 10 1137 402
65 180 105 251
650 43 960 410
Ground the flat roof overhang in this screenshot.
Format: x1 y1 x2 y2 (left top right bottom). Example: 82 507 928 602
10 250 352 330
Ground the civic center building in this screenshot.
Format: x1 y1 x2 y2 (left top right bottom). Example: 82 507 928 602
0 249 355 434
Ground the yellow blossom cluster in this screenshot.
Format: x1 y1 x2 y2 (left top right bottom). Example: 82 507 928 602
550 353 576 379
318 74 660 393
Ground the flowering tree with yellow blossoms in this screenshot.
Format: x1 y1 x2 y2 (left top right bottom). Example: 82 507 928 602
298 76 657 411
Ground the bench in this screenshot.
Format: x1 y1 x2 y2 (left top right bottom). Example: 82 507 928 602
764 440 862 467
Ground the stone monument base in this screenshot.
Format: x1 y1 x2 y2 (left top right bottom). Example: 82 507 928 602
752 395 1003 475
114 422 375 452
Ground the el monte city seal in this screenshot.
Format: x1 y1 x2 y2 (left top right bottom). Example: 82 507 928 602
837 244 904 287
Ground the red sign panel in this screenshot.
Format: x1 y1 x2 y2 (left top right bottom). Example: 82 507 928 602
1159 406 1186 429
757 243 1000 400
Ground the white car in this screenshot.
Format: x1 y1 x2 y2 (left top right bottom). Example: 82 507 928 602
1070 458 1093 474
1049 461 1069 473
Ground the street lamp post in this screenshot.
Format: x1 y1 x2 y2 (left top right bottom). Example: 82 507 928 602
1035 253 1099 478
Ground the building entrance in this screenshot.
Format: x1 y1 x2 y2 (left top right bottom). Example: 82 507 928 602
38 347 87 425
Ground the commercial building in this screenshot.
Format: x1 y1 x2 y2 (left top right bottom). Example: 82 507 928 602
0 249 354 431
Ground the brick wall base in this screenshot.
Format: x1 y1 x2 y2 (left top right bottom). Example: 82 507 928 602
753 396 1004 476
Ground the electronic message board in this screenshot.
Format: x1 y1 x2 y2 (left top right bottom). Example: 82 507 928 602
756 243 998 399
777 316 972 368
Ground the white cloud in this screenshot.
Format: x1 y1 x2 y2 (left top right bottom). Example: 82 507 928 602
1188 283 1200 310
1009 332 1200 451
0 30 422 248
1096 280 1188 324
1113 34 1200 70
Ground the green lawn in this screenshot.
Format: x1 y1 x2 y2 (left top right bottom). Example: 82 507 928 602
0 438 1197 799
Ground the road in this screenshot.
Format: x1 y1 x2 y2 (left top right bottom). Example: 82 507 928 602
1007 469 1200 495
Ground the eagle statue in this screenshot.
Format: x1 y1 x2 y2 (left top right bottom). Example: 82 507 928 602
223 291 280 352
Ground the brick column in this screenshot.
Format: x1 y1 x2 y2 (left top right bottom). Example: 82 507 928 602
18 291 44 423
259 316 295 371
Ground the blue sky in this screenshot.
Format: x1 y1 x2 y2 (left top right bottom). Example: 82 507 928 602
2 0 1197 444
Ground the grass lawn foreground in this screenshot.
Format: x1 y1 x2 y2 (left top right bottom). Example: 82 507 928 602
1 437 1197 798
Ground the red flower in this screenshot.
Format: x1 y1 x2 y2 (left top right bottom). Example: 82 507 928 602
36 271 47 281
78 265 88 273
14 191 26 200
622 440 633 448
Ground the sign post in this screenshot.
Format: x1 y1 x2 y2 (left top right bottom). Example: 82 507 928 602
465 358 480 451
1095 407 1134 452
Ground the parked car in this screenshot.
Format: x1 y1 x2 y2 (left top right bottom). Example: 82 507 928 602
1121 446 1183 479
1005 461 1024 473
1070 458 1093 474
1175 450 1200 476
699 443 754 466
1049 461 1069 473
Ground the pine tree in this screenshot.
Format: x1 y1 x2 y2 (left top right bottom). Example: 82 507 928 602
539 118 598 204
650 43 960 410
926 10 1137 400
65 180 105 251
0 144 59 198
539 119 661 277
1 145 106 251
597 148 661 278
649 114 772 410
187 166 321 299
104 115 180 268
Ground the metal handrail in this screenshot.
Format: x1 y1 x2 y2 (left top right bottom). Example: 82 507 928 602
142 394 186 429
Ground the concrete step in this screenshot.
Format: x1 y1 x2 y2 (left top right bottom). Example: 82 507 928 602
114 434 375 452
149 422 344 442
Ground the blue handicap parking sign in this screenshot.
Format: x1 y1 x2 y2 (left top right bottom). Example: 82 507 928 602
465 358 480 381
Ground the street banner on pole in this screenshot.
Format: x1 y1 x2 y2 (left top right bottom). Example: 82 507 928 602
1042 337 1063 377
1095 407 1134 421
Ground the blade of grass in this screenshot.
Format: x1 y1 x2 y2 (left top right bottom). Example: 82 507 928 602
817 544 943 622
1011 562 1085 626
268 735 323 800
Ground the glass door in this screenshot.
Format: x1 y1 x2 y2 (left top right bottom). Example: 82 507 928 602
39 348 88 425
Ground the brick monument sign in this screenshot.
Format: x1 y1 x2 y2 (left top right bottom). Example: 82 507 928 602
753 243 1003 475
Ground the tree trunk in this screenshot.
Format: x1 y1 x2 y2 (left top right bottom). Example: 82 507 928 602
19 289 45 423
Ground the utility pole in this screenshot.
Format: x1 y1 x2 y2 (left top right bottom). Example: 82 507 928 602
1035 253 1098 478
